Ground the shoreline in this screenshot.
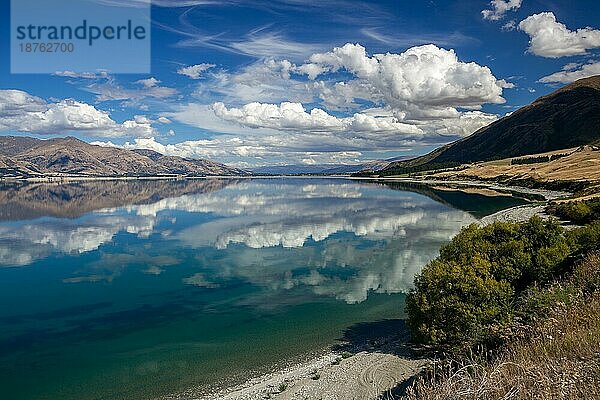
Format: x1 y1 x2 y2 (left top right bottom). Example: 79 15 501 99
348 176 570 201
160 328 427 400
479 204 549 225
0 174 573 200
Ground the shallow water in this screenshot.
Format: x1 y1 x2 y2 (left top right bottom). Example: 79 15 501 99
0 178 527 400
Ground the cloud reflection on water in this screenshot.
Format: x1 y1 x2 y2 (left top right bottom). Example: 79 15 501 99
0 180 477 303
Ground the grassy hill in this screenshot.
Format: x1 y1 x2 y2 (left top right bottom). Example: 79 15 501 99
431 145 600 187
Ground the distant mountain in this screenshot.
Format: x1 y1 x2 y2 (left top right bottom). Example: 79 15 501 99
251 156 413 175
378 75 600 175
251 164 361 175
0 136 247 178
130 148 246 176
132 148 164 161
0 136 45 156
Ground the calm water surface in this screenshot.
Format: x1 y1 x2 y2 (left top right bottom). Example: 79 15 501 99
0 178 527 400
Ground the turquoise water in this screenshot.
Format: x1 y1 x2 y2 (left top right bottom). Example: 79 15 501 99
0 178 527 400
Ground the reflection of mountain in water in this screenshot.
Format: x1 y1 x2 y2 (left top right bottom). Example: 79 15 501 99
0 179 238 221
0 178 531 222
375 181 530 218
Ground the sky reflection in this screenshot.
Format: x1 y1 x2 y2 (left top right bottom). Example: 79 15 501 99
0 179 491 304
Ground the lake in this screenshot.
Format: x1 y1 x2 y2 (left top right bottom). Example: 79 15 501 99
0 178 527 400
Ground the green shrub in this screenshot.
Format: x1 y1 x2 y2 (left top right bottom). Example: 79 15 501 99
550 153 569 161
517 284 577 324
508 152 568 166
511 155 550 165
437 217 571 290
404 212 600 398
374 162 462 176
406 217 572 350
548 202 592 223
547 198 600 224
568 221 600 254
406 258 514 348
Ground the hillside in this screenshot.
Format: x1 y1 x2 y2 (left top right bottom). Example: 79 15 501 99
0 136 246 178
432 145 600 184
130 148 245 175
380 75 600 175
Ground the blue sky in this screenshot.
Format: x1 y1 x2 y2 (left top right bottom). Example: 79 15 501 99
1 0 599 167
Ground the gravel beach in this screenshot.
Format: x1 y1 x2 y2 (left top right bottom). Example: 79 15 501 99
188 352 425 400
161 320 427 400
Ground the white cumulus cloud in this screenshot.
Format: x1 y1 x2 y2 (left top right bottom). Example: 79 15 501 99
136 77 161 88
302 43 508 110
174 43 508 152
518 12 600 58
211 101 424 135
0 90 159 138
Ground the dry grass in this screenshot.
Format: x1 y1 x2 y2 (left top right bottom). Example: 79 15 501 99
432 146 600 183
404 254 600 400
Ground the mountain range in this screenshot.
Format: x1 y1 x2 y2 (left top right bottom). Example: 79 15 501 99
250 156 412 175
377 75 600 175
0 136 246 177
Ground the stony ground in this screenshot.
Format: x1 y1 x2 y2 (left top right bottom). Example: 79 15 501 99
190 352 425 400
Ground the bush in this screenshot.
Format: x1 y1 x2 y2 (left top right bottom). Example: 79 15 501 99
511 155 550 165
404 217 600 398
406 217 573 350
568 221 600 254
405 292 600 400
518 252 600 325
517 284 577 324
550 152 569 161
406 258 514 348
437 217 571 290
547 198 600 224
375 162 462 176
